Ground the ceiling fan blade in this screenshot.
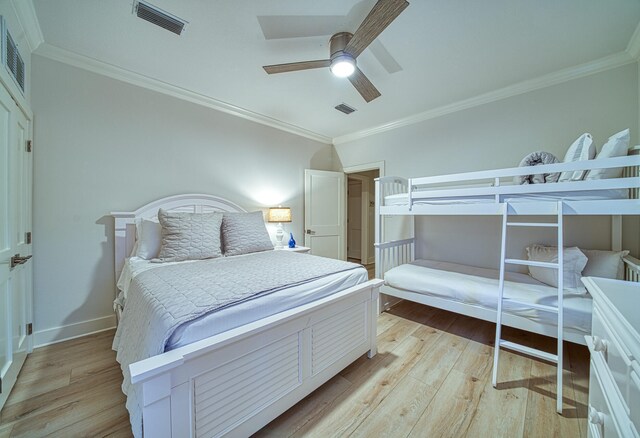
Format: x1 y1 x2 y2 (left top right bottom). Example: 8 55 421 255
348 68 381 103
344 0 409 59
263 59 331 74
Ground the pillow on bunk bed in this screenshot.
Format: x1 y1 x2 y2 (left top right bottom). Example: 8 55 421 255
525 244 588 290
221 211 274 256
584 129 630 180
514 151 560 184
156 209 224 262
135 218 162 259
558 133 595 182
581 248 629 280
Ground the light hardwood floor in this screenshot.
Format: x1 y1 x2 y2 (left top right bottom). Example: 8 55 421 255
0 302 588 437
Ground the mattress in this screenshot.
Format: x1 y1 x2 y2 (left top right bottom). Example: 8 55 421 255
384 259 592 334
117 254 369 350
384 188 628 206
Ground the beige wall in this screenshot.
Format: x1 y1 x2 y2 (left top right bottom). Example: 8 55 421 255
335 63 640 268
31 56 333 344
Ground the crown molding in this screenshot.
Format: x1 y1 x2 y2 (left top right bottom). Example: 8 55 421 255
626 20 640 60
333 51 636 145
11 0 43 52
34 43 332 144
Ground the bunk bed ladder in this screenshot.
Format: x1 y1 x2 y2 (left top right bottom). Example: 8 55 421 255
492 201 564 414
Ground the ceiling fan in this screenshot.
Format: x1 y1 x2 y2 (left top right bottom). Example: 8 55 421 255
262 0 409 103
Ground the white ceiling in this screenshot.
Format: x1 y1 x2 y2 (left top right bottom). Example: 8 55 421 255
32 0 640 142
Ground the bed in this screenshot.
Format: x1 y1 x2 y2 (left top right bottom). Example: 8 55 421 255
375 152 640 337
375 144 640 413
111 194 383 438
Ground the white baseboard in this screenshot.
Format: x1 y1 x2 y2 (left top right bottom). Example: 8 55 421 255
33 314 117 348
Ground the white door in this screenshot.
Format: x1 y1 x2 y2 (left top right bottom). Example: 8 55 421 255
347 179 362 260
0 83 33 409
304 169 346 260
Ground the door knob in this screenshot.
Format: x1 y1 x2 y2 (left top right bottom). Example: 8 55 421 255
10 254 32 269
306 229 316 235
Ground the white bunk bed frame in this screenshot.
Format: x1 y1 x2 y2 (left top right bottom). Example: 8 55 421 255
111 194 382 438
375 153 640 341
375 152 640 414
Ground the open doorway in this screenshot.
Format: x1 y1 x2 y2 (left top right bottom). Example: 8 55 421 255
346 169 379 279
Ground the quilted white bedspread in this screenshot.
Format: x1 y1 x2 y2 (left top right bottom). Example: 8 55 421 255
113 250 362 437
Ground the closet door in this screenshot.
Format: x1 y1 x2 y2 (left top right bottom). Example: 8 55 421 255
0 83 32 409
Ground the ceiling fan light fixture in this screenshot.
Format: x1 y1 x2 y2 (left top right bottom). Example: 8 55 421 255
330 55 356 78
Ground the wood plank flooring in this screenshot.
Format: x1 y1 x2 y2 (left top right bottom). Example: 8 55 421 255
0 302 588 437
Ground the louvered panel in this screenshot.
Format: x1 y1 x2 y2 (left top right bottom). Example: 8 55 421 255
136 1 186 35
194 333 300 437
15 53 24 90
2 23 23 94
312 303 367 375
5 31 15 74
314 328 367 374
196 350 299 416
196 342 298 404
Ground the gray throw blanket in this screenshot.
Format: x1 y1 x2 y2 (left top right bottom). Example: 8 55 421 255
112 250 363 437
514 151 560 184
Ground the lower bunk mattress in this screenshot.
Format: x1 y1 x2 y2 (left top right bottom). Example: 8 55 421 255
384 259 592 334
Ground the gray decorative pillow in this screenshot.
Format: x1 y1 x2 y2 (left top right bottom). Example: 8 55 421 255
222 211 274 256
156 209 224 262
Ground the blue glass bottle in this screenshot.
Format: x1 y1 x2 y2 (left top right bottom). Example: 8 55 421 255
288 233 296 248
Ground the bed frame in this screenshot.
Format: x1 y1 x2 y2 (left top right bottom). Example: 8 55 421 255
111 194 383 437
375 151 640 345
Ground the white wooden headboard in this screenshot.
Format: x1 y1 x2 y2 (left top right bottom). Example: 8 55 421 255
111 194 247 282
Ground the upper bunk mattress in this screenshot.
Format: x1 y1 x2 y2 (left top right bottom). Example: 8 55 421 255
384 259 591 334
384 188 628 206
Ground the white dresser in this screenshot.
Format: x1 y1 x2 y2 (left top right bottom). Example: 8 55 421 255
583 277 640 438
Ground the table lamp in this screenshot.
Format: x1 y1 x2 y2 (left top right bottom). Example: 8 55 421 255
267 206 292 249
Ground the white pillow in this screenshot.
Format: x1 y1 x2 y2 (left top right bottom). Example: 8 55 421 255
584 129 630 180
558 133 595 182
581 248 629 280
526 244 588 290
135 219 162 260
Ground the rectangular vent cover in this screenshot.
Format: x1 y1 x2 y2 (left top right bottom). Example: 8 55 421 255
1 17 25 94
335 103 356 114
134 1 187 35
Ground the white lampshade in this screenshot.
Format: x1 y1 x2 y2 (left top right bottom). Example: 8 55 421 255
330 55 356 78
267 207 291 223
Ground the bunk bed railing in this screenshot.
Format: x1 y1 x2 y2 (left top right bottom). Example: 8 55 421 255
376 177 408 199
374 238 415 279
409 175 637 200
409 155 639 187
376 154 640 211
624 255 640 282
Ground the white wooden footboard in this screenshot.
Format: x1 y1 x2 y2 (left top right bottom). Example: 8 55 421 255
130 279 382 438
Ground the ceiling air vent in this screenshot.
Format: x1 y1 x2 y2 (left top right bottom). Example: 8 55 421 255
335 103 356 115
134 1 187 35
1 16 25 94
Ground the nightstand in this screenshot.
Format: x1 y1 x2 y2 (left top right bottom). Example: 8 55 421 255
275 246 310 253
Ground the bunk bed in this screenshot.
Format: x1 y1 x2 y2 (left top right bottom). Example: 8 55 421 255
375 147 640 413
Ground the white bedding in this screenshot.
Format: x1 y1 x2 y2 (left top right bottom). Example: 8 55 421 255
116 254 369 350
384 188 628 206
384 259 592 334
